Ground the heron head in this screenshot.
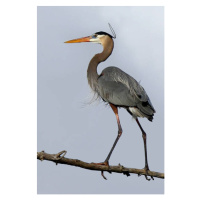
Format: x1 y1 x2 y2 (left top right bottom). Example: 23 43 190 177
64 31 113 45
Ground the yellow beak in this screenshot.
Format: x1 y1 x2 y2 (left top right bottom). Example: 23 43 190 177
64 36 91 43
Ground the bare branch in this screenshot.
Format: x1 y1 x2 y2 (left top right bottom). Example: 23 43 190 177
37 150 164 180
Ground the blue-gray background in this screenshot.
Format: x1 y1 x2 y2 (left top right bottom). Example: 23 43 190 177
37 6 164 194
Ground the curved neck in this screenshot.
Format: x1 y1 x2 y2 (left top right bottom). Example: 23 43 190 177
87 37 114 91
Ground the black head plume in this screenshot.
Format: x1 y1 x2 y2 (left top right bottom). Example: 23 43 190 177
95 23 116 39
95 31 113 39
108 23 116 39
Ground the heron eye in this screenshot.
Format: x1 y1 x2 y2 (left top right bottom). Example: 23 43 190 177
92 34 97 38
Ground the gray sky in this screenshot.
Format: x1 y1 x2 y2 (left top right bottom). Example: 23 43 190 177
37 6 164 194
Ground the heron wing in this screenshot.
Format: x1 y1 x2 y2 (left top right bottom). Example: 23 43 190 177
97 66 155 113
97 78 136 106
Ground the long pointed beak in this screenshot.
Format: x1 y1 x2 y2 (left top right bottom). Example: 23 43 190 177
64 36 91 43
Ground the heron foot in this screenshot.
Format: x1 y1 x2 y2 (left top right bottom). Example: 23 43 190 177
143 166 154 181
91 161 110 180
91 161 109 166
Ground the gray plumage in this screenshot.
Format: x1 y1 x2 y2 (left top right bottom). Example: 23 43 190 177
97 66 155 121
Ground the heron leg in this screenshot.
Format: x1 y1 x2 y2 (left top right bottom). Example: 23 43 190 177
104 103 123 163
91 104 122 180
136 118 154 181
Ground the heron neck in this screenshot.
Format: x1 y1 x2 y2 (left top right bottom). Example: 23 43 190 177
87 38 114 92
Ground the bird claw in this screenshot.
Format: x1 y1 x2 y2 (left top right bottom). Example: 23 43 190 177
143 166 154 181
101 171 107 180
91 161 110 180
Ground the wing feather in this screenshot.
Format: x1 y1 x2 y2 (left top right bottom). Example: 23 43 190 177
97 66 155 116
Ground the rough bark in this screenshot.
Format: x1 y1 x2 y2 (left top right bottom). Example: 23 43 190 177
37 150 164 180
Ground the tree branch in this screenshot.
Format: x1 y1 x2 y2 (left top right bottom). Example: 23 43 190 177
37 150 164 180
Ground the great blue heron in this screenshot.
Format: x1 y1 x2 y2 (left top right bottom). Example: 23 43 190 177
65 25 155 180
